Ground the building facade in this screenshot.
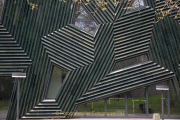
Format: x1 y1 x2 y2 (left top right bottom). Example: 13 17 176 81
0 0 179 119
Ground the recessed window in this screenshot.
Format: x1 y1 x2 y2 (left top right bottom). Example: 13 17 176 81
113 54 148 71
126 0 147 12
71 3 98 35
46 65 67 99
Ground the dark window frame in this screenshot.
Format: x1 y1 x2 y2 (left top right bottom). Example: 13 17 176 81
44 63 69 100
71 3 99 36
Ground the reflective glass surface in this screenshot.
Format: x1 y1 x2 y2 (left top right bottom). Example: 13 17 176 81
113 54 148 71
46 66 67 99
131 0 146 8
74 21 98 34
72 4 98 35
126 0 147 12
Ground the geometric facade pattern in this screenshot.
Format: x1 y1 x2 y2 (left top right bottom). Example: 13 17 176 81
77 61 174 104
0 24 32 76
155 1 180 22
2 0 179 119
149 1 180 93
42 25 95 71
114 7 154 61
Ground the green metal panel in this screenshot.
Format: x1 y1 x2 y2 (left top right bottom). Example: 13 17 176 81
2 0 73 119
77 61 174 103
149 16 180 88
0 24 32 75
114 7 155 61
2 0 179 119
41 24 95 71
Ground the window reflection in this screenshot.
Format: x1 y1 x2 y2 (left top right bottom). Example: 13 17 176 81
72 3 98 35
132 0 146 8
126 0 147 12
113 54 148 71
46 65 67 99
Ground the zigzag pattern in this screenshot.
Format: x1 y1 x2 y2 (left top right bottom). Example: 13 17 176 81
155 0 180 22
114 7 155 61
149 15 180 94
22 100 65 119
82 0 116 23
4 0 180 119
0 24 32 75
77 61 174 104
42 25 95 71
23 23 115 118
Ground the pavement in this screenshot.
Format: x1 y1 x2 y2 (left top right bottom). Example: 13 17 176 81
1 110 180 120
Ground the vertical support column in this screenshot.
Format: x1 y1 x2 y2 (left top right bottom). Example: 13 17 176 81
146 87 149 117
167 81 170 118
105 99 107 116
17 78 20 120
162 90 164 120
125 93 128 117
84 104 86 116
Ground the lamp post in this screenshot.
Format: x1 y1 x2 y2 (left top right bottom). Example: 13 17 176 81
12 73 26 120
156 85 169 120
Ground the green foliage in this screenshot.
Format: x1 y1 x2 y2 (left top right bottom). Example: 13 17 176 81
0 101 9 110
76 94 180 115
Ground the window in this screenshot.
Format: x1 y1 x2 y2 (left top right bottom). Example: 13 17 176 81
46 65 67 99
113 54 148 71
126 0 147 12
71 3 98 35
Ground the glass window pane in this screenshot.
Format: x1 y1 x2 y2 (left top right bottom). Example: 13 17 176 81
127 88 146 117
72 3 98 35
113 54 148 71
46 66 67 99
148 82 170 118
107 94 125 116
74 4 89 19
132 0 146 8
126 0 147 12
74 21 98 34
75 99 105 117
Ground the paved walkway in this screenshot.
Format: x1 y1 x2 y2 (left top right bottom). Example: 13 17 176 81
1 110 180 120
0 118 180 120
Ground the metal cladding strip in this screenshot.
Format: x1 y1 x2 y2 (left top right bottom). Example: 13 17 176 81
114 0 155 21
76 61 174 103
0 24 32 75
114 0 128 21
149 16 180 95
81 0 115 23
22 24 115 119
113 7 155 61
22 101 66 118
3 0 73 119
22 23 95 118
41 24 94 70
3 0 179 119
53 24 115 116
155 1 180 22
